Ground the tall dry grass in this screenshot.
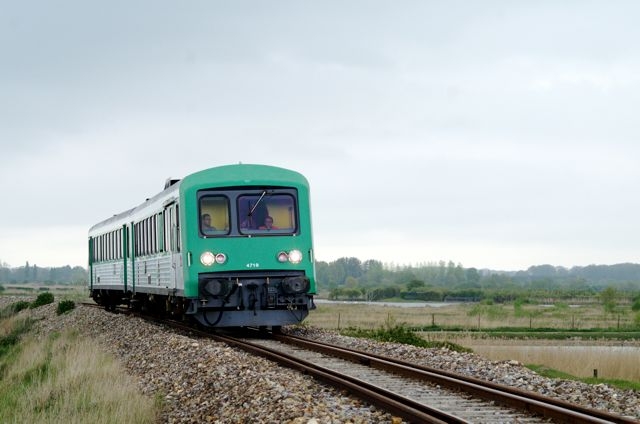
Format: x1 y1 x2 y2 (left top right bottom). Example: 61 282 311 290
0 329 160 423
471 343 638 381
418 332 640 381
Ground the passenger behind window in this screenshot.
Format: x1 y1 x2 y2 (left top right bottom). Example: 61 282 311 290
258 215 279 230
201 214 217 234
241 216 255 229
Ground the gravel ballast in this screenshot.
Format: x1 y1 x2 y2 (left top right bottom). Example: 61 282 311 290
5 298 639 423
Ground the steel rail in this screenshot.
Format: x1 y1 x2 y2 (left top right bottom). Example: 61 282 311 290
275 333 637 424
210 332 465 424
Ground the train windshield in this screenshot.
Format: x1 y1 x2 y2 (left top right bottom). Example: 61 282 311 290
238 192 297 235
199 196 230 236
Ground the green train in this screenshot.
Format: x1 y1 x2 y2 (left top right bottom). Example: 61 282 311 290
88 164 316 328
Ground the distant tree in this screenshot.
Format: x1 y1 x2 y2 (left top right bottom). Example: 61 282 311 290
632 296 640 312
369 286 400 300
406 279 425 291
345 276 359 288
465 268 481 287
599 286 618 314
343 288 362 300
527 264 558 279
362 259 384 285
328 287 342 300
394 268 417 285
0 265 9 283
444 261 465 285
71 266 88 284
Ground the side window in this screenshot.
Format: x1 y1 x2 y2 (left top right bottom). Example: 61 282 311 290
164 207 172 252
163 204 180 252
157 212 164 252
199 196 230 236
238 193 297 235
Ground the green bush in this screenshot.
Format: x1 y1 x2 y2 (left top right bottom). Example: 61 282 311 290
13 301 31 313
56 300 75 315
30 292 55 308
341 324 472 353
0 301 31 319
0 318 33 358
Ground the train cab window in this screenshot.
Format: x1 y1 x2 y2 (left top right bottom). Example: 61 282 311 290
238 192 297 235
199 196 230 236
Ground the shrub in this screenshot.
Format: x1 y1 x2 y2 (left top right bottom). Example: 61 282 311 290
341 324 472 353
13 301 31 313
0 317 33 358
56 300 75 315
30 292 55 308
0 301 31 319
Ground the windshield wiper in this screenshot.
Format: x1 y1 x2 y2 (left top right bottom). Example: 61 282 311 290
248 190 269 218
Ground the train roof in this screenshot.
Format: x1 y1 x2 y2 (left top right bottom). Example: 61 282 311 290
180 163 309 190
88 163 308 235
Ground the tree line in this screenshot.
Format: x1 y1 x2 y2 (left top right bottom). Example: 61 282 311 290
0 262 87 285
2 258 639 301
317 258 640 302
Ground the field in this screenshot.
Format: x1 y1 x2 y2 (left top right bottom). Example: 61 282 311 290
306 301 640 383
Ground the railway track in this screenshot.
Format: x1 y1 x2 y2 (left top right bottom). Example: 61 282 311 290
226 333 635 424
84 303 637 423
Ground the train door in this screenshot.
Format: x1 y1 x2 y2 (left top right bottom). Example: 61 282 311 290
122 224 129 292
164 202 183 291
129 221 136 294
88 237 94 289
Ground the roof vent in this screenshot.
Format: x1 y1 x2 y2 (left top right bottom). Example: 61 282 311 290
164 178 180 189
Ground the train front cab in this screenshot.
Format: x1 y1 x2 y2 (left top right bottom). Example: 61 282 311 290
182 182 316 328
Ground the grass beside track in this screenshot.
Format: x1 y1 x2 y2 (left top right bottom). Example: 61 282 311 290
527 365 640 391
0 299 160 423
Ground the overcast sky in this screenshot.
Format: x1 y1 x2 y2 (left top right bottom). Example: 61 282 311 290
1 1 639 271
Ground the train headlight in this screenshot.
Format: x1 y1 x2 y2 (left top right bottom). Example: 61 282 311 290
288 249 303 264
277 250 303 264
215 253 227 264
200 252 215 266
277 251 289 263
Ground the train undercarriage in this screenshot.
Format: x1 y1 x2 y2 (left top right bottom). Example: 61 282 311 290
90 271 315 329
